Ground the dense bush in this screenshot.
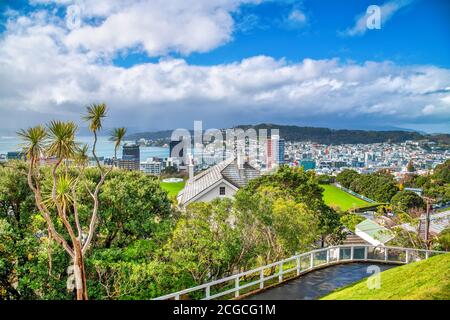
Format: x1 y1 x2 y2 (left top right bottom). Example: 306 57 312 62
336 169 399 203
391 191 425 213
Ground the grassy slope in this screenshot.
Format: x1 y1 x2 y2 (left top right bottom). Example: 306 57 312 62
322 253 450 300
160 181 186 197
321 184 370 211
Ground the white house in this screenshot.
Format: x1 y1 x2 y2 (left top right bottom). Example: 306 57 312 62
177 156 260 207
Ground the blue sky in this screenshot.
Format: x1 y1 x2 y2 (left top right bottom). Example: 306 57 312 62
0 0 449 133
189 0 450 68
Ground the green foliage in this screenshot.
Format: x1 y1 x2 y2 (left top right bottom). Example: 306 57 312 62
433 160 450 184
83 103 107 133
336 170 399 203
391 191 425 213
336 169 359 189
0 162 72 300
316 174 334 185
403 161 450 201
340 214 365 232
237 166 343 246
97 171 172 248
163 199 242 285
0 162 174 300
1 161 350 300
435 228 450 251
46 120 78 159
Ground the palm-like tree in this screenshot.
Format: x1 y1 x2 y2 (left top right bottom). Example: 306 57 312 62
109 127 127 161
83 103 107 133
42 174 75 208
75 144 89 167
46 120 78 160
17 125 48 161
83 103 107 167
19 102 127 300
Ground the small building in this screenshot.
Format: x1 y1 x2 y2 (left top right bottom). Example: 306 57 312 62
300 159 316 171
355 219 394 246
118 156 140 171
177 156 260 207
7 151 25 161
140 158 161 176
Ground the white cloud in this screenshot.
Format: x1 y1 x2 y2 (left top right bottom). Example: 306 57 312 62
30 0 258 58
342 0 414 36
0 0 449 131
288 9 307 24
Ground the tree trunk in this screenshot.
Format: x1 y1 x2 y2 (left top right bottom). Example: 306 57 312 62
73 244 88 300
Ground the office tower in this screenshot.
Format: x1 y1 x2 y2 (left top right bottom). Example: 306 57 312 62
266 135 285 170
119 143 140 170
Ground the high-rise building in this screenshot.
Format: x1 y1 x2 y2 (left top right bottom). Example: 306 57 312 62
123 143 140 162
266 138 273 170
119 143 140 170
265 135 285 170
278 138 285 165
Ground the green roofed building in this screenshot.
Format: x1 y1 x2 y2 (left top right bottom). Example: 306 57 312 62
355 219 394 246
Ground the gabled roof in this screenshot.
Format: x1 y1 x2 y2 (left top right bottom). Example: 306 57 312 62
177 157 260 206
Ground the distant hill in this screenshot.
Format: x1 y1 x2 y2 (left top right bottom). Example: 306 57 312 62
126 124 450 145
126 130 175 141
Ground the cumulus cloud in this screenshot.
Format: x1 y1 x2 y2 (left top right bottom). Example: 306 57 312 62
342 0 414 36
30 0 258 57
0 0 449 132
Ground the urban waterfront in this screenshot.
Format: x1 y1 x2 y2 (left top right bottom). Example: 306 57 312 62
0 135 169 160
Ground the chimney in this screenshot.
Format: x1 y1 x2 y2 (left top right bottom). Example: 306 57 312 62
188 154 194 182
237 153 245 178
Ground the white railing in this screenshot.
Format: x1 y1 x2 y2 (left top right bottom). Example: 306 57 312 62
154 245 446 300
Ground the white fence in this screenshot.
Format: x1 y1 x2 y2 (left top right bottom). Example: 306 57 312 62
154 245 446 300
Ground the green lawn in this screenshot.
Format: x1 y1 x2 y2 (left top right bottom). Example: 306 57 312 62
321 184 370 211
322 253 450 300
160 181 186 197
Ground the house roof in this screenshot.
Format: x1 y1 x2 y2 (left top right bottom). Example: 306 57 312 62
342 233 371 245
355 219 394 244
428 210 450 234
400 210 450 236
177 157 260 206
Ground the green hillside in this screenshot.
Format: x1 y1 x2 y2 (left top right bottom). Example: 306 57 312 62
322 253 450 300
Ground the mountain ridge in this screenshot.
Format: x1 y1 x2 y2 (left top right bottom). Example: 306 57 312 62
125 124 450 145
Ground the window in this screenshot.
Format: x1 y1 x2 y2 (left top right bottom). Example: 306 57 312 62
219 186 226 195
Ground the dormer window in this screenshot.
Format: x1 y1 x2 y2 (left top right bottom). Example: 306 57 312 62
219 186 226 195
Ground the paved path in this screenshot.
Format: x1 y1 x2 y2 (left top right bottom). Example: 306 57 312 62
246 262 395 300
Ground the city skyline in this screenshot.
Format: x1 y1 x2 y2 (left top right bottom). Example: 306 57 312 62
0 0 449 133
